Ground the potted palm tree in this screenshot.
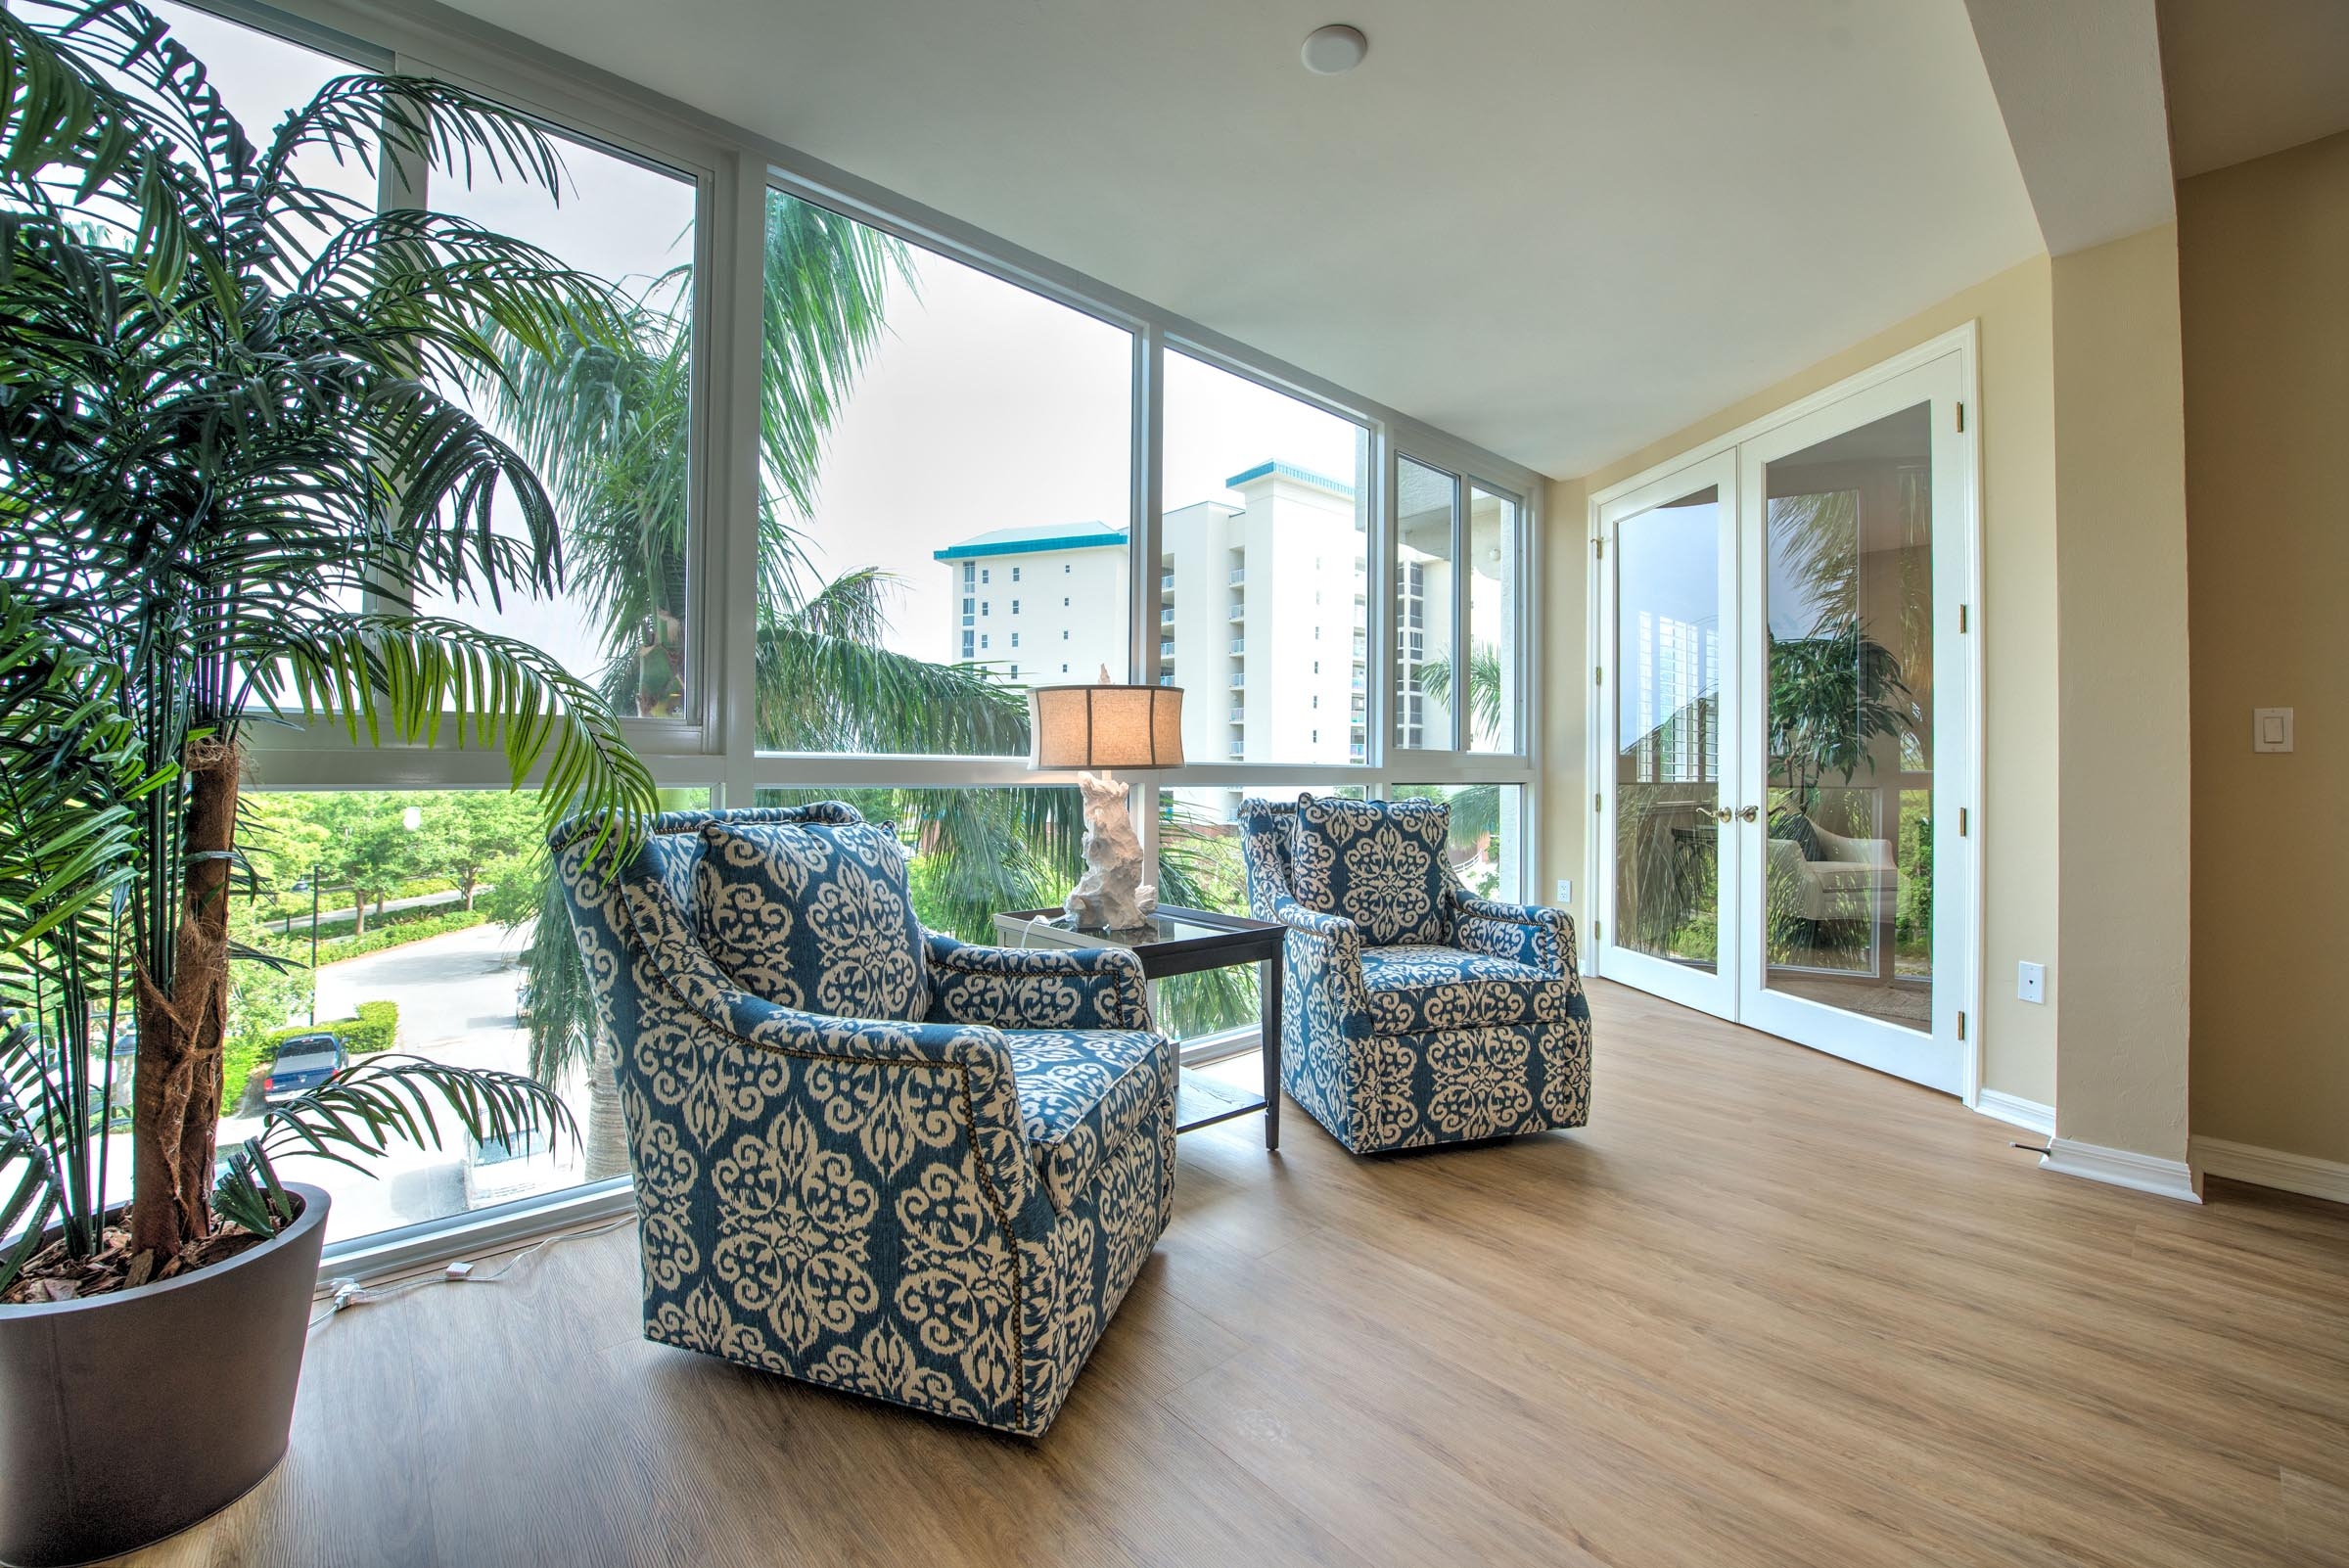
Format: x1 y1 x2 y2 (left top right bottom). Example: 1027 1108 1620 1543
0 3 655 1560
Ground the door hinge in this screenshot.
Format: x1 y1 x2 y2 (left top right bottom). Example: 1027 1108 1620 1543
1593 665 1603 686
1958 603 1969 633
1957 1010 1967 1041
1593 920 1602 945
1594 535 1605 560
1958 807 1969 837
1956 401 1966 433
1593 792 1603 812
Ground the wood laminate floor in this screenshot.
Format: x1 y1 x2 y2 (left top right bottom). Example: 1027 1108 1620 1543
124 981 2349 1568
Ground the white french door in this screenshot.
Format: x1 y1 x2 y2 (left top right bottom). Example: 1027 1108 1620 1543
1594 345 1976 1096
1593 450 1744 1019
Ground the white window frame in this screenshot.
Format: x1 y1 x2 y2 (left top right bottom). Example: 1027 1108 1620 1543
175 0 1546 1275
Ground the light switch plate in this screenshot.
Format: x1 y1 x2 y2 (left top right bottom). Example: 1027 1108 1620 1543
2253 708 2294 753
2017 961 2046 1004
1553 878 1573 905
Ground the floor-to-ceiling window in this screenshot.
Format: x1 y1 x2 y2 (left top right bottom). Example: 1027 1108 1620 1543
148 0 1548 1263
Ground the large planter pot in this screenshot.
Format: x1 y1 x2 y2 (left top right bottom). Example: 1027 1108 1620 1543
0 1185 331 1568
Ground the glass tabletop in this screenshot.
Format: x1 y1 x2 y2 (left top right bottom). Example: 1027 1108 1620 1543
994 905 1271 951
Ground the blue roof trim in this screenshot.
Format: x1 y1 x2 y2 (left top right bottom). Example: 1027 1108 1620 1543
933 527 1128 562
1222 459 1355 496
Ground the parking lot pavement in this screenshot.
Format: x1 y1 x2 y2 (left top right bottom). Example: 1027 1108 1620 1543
263 920 585 1244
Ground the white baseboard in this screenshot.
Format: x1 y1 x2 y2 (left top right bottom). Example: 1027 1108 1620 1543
1973 1088 2054 1138
2191 1136 2349 1205
2041 1136 2203 1203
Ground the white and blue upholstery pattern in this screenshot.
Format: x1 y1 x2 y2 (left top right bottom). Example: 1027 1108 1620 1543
554 804 1177 1436
695 811 930 1022
1241 796 1592 1154
1287 792 1453 946
1003 1029 1170 1214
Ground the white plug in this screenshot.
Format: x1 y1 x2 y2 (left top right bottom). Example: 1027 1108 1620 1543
443 1261 475 1280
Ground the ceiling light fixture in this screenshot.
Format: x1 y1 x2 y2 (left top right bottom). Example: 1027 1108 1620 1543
1301 23 1368 75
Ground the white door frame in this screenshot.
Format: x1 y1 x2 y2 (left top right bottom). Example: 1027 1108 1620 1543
1586 324 1985 1104
1591 449 1741 1020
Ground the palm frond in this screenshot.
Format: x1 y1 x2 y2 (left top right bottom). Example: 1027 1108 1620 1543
256 615 657 859
215 1053 576 1234
754 571 1029 756
248 72 572 257
760 192 907 527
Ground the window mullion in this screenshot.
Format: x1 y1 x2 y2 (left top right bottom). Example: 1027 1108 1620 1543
716 157 766 803
1134 325 1164 690
1369 427 1398 769
1451 470 1470 754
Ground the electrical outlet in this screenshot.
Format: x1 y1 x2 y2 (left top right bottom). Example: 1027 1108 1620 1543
1553 878 1573 905
2017 961 2046 1004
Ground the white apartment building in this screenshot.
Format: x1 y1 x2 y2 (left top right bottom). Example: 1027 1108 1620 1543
936 462 1518 777
932 522 1129 685
1160 461 1368 766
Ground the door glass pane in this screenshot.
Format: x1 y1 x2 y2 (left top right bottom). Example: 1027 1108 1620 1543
1762 403 1933 1031
1467 485 1521 753
1615 487 1723 970
1396 457 1458 749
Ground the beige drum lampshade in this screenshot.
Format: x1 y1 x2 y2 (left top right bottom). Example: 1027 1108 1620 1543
1028 681 1184 770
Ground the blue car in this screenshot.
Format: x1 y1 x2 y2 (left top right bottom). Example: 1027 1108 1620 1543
261 1033 347 1104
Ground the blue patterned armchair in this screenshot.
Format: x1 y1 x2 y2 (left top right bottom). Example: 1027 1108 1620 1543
551 804 1177 1437
1239 794 1591 1154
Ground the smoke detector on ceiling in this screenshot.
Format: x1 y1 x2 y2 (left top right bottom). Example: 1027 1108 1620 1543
1301 23 1368 75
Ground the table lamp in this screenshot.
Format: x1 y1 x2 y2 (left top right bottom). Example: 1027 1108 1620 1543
1028 668 1184 930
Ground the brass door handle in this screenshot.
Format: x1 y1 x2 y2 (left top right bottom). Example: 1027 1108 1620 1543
1738 806 1760 822
1712 807 1733 823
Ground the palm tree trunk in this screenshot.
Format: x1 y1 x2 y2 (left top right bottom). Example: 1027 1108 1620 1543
128 741 238 1261
582 1032 628 1183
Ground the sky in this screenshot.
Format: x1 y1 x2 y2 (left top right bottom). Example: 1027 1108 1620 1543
141 1 1369 684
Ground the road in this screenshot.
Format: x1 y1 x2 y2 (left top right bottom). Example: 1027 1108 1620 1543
314 918 532 1062
219 920 586 1244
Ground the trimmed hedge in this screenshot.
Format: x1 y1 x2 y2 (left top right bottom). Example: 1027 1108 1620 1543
255 907 484 965
226 1000 401 1114
267 999 399 1056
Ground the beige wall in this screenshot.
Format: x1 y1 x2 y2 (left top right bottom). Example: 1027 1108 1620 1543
2048 224 2193 1164
1542 257 2061 1106
2179 132 2349 1167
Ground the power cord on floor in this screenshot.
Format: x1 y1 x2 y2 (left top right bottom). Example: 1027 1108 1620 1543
307 1213 637 1332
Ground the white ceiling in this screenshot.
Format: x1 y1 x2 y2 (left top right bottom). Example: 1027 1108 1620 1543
2158 0 2349 180
433 0 2045 480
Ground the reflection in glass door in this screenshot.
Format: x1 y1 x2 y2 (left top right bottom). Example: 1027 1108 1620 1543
1596 453 1739 1017
1758 404 1935 1031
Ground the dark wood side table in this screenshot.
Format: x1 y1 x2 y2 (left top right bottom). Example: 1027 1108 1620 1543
991 905 1284 1150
